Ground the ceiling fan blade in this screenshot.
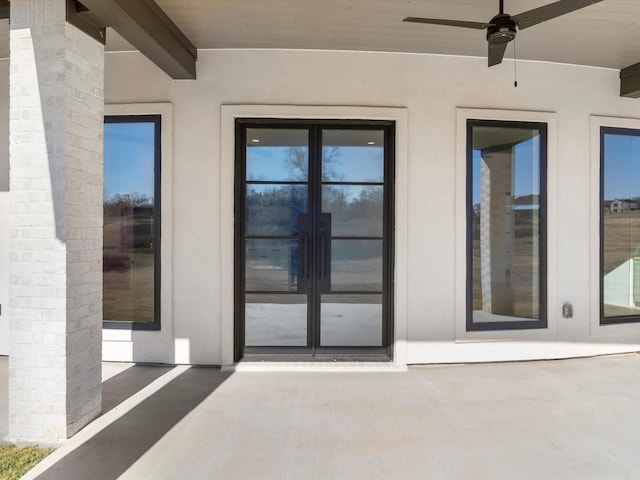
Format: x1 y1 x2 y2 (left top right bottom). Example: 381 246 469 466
512 0 603 30
488 41 508 67
403 17 492 30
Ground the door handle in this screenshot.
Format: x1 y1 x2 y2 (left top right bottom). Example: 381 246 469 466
320 235 325 278
320 235 326 279
297 213 311 293
318 213 332 290
304 234 310 279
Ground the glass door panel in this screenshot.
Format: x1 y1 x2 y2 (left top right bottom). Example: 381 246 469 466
246 129 309 182
322 129 385 182
242 128 310 348
246 184 308 236
319 129 386 348
330 240 383 291
238 122 392 358
245 294 308 346
321 294 383 347
245 239 300 292
322 185 383 236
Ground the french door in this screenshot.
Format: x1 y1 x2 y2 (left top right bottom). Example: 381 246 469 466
235 120 394 360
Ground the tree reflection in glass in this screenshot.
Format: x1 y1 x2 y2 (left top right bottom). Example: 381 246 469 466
103 120 158 323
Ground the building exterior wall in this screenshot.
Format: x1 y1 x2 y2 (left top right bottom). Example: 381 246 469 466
0 59 8 356
5 48 640 364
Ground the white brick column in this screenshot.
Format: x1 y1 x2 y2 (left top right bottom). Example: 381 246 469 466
8 0 104 444
479 150 514 315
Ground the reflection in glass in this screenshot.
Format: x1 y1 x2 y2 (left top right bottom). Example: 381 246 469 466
331 240 383 291
470 124 543 325
245 294 307 346
246 129 309 182
245 239 299 291
322 185 383 237
602 131 640 319
320 295 382 346
322 130 384 182
103 120 157 323
246 185 308 236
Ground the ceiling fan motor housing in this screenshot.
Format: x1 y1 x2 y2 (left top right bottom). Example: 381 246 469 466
487 13 517 44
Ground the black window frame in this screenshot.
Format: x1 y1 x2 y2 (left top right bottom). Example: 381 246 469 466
600 126 640 325
103 114 162 331
466 119 548 332
234 118 395 361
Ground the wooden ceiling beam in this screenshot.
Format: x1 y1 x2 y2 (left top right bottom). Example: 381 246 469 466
67 0 107 45
0 0 9 20
620 62 640 98
72 0 197 79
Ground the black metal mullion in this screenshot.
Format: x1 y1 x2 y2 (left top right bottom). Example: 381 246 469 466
235 120 246 360
322 182 384 186
331 236 384 240
246 181 308 186
310 126 322 353
383 124 394 353
245 291 308 295
245 236 298 240
326 291 384 295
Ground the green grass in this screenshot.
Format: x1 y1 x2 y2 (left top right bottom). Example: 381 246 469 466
0 445 54 480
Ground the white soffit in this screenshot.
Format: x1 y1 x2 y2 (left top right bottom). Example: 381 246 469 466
152 0 640 69
0 1 639 69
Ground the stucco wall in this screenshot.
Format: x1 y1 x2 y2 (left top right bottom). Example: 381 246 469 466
0 59 8 356
5 48 640 363
98 49 640 365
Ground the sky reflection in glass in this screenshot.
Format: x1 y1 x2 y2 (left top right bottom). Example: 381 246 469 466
104 122 155 201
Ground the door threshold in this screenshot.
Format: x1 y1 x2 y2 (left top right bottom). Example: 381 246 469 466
223 359 407 373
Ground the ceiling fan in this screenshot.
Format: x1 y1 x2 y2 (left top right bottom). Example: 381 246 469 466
403 0 603 67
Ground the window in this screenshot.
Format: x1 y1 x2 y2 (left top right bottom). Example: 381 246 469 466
103 115 161 329
467 120 547 331
601 127 640 324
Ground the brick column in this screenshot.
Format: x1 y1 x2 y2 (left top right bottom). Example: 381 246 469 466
8 0 104 444
479 150 514 316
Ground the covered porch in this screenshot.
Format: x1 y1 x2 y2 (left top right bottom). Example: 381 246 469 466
1 354 640 479
3 0 640 447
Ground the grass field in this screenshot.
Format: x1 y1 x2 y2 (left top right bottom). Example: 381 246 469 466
603 210 640 275
470 209 640 319
603 209 640 317
0 445 53 480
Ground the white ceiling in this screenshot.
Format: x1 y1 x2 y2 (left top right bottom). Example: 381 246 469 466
1 0 640 69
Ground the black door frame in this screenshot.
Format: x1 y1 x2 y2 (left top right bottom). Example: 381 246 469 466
234 118 395 361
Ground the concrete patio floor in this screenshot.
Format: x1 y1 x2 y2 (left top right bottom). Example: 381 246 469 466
1 354 640 479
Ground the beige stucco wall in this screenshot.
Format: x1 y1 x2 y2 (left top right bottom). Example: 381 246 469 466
101 49 640 365
0 59 8 355
4 48 640 363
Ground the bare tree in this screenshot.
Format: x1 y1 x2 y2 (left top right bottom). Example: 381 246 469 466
282 145 342 181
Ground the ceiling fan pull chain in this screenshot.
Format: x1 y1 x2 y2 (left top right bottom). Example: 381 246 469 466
513 38 518 88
